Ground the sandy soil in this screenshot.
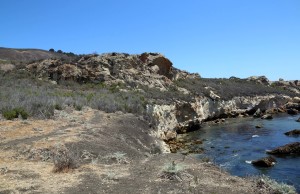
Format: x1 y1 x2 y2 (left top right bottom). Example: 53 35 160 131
0 107 264 194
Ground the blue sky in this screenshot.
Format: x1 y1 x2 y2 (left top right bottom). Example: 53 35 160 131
1 0 299 80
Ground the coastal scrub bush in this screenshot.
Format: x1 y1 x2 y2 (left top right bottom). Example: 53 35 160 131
103 152 129 164
0 70 148 118
255 175 297 194
160 161 185 181
52 144 79 173
2 107 28 120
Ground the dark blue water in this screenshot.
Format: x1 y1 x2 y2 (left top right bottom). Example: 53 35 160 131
185 114 300 192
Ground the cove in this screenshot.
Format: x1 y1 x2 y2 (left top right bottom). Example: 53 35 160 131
184 114 300 192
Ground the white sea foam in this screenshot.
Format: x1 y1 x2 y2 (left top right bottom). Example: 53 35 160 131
245 160 252 164
252 135 259 138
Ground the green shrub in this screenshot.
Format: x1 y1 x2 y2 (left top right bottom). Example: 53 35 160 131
3 109 18 120
54 104 63 110
74 104 83 111
2 107 28 120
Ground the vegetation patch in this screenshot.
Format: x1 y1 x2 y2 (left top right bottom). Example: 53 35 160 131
160 161 185 181
0 70 148 119
175 77 297 100
2 107 28 120
255 175 297 194
103 152 129 164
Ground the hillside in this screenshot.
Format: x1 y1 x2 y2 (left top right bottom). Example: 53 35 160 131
0 49 299 193
0 47 73 66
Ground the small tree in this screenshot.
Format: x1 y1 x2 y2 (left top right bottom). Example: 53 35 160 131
57 50 63 54
49 48 55 52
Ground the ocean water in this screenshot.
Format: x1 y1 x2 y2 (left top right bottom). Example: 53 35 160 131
185 114 300 192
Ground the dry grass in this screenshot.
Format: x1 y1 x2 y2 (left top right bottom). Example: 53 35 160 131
0 70 147 119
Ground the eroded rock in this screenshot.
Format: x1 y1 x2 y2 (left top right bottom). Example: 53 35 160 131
267 142 300 155
284 129 300 136
287 109 299 115
251 156 276 167
26 53 179 91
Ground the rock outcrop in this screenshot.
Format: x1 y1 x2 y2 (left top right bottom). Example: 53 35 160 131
267 142 300 155
24 52 300 144
26 53 200 91
261 114 273 120
149 95 291 137
247 76 270 85
287 109 299 115
284 129 300 136
271 79 300 94
251 156 277 167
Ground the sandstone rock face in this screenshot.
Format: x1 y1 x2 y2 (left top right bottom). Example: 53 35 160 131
148 95 291 137
251 156 276 167
267 142 300 155
26 53 196 91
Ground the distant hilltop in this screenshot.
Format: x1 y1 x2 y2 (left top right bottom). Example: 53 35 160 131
0 47 73 64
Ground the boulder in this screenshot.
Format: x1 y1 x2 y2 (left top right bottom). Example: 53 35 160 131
266 142 300 155
293 97 300 103
261 114 273 120
251 156 276 167
297 117 300 122
284 129 300 136
287 109 299 115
